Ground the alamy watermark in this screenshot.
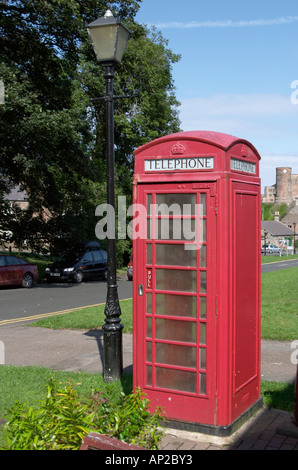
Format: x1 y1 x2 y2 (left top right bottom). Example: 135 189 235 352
95 196 204 251
291 340 298 365
290 80 298 104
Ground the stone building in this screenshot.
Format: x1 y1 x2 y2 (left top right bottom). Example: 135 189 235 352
262 167 298 205
4 184 28 210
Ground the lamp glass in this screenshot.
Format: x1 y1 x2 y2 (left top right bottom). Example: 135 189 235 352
115 25 131 63
88 21 130 64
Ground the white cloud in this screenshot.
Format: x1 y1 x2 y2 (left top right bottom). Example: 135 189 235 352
180 93 296 118
176 93 298 191
154 16 298 29
179 93 298 138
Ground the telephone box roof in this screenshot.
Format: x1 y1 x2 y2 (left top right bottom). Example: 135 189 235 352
135 130 261 160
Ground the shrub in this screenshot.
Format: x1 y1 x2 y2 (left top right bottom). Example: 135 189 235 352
2 376 93 450
89 386 164 450
2 376 164 450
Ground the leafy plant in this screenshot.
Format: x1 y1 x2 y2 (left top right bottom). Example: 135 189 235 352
2 376 164 450
89 386 164 450
2 376 93 450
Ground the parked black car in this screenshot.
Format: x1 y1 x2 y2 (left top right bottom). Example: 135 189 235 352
127 254 133 281
45 241 107 283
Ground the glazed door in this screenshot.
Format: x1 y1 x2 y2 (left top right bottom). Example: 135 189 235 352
134 182 217 425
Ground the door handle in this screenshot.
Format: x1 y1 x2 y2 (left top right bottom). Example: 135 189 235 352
138 284 144 296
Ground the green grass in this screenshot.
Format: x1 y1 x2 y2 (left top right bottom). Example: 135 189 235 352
0 365 132 420
31 299 133 333
261 267 298 340
261 381 296 412
261 254 298 264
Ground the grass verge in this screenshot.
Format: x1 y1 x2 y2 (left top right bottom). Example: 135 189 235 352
261 254 298 264
261 267 298 340
30 299 133 333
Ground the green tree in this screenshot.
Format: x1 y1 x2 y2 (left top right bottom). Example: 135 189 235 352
0 0 181 256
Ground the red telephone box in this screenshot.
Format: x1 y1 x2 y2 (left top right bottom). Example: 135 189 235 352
132 131 262 435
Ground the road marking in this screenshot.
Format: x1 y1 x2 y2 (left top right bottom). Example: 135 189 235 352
0 298 132 327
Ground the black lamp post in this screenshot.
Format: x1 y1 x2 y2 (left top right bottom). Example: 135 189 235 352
293 222 297 255
87 10 131 382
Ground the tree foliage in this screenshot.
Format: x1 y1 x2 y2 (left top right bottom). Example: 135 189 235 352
0 0 181 256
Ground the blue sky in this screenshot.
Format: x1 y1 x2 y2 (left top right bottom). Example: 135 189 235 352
135 0 298 192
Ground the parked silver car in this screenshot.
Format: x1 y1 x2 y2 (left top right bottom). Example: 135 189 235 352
261 244 281 254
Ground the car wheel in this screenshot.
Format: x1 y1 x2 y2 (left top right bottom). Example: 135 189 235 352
103 269 107 281
74 271 83 283
22 273 34 288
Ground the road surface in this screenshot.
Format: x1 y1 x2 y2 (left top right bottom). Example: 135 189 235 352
1 257 297 325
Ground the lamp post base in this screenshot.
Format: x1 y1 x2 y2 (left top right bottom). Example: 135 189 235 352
103 325 123 382
103 283 123 382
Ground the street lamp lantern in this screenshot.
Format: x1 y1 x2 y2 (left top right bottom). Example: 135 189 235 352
87 10 131 382
87 9 131 64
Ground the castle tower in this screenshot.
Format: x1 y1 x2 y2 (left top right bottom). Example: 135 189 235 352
275 167 292 205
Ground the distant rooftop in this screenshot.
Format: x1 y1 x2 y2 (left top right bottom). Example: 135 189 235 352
261 220 294 236
4 185 27 202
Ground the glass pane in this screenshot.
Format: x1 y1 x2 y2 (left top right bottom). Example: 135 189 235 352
146 366 152 386
181 218 197 241
156 269 196 292
200 245 206 268
200 194 206 216
200 219 206 242
147 342 152 362
156 319 196 343
147 244 152 264
156 244 197 267
200 373 206 395
147 293 152 313
156 194 196 215
156 294 196 317
147 317 152 338
147 194 152 215
147 219 152 239
200 297 207 319
156 343 196 368
156 218 196 241
200 323 206 345
200 271 207 293
200 348 207 369
156 368 196 393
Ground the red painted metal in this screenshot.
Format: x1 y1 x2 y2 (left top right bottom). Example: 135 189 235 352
132 131 261 432
295 364 298 425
